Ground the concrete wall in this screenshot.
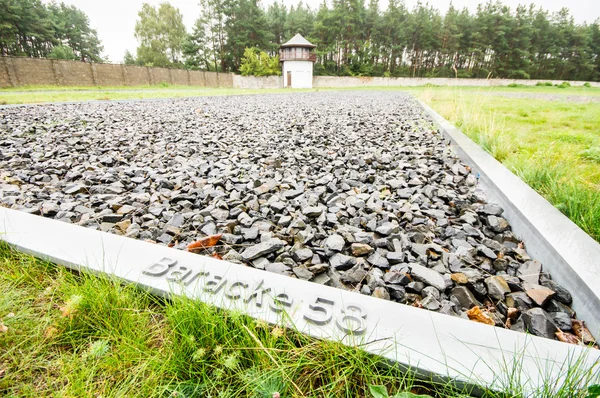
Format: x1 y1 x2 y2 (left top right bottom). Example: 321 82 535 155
232 75 281 89
4 56 598 89
189 70 206 86
94 63 125 86
283 60 313 88
0 56 234 88
313 76 600 88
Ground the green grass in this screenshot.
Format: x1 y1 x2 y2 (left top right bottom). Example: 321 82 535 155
2 83 600 105
2 243 599 397
0 243 442 397
417 87 600 242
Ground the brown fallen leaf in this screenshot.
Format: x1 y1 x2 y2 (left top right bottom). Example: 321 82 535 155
60 295 83 319
188 234 222 252
44 326 59 339
211 252 223 260
0 367 5 378
507 307 519 320
451 273 468 284
556 331 581 345
572 319 596 345
466 306 495 325
0 323 7 333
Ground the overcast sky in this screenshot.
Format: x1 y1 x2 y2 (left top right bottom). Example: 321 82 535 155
43 0 599 63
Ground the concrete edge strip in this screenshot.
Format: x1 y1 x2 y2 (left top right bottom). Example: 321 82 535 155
2 207 599 393
418 99 600 336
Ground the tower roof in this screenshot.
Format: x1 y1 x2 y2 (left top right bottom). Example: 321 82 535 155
281 33 316 48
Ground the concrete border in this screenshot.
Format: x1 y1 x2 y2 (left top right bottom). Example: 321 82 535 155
418 100 600 337
2 207 599 394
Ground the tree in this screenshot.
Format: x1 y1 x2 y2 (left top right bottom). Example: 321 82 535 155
0 0 103 60
266 1 287 50
134 2 186 67
48 44 78 60
181 0 599 81
48 2 103 62
239 47 280 75
183 18 211 70
123 50 136 65
223 0 270 71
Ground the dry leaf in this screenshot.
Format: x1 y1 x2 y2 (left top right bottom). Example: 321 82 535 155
466 306 495 325
556 331 581 345
572 319 596 345
211 252 223 260
44 326 58 338
507 307 519 320
451 273 468 284
60 295 83 319
0 323 7 333
271 326 285 339
188 234 222 252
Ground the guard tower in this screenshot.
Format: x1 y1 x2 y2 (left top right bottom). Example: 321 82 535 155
279 33 316 89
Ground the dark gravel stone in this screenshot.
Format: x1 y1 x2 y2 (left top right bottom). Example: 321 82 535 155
0 91 586 343
522 308 558 339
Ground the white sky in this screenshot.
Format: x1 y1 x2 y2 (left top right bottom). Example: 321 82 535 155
43 0 599 63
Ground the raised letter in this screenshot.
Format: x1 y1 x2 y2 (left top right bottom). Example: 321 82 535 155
336 304 367 335
244 280 271 308
204 275 227 294
269 292 293 313
303 297 334 325
166 266 192 283
226 280 248 300
142 257 177 277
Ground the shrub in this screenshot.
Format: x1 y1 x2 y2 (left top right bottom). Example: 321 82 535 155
545 82 553 86
507 83 524 88
240 47 281 76
584 82 592 88
556 82 571 89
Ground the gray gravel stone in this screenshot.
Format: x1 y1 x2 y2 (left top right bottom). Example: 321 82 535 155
241 238 286 261
0 91 585 343
408 264 446 291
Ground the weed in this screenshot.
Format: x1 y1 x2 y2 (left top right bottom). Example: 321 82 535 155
580 147 600 163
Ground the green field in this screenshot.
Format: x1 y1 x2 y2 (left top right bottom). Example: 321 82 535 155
415 87 600 242
1 83 599 105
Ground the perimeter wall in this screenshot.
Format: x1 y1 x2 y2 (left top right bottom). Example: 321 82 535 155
0 56 232 88
2 56 599 89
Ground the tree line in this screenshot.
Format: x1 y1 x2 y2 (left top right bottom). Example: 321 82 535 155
1 0 598 81
133 0 600 81
0 0 103 62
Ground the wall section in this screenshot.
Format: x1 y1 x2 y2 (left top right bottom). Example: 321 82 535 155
313 76 600 88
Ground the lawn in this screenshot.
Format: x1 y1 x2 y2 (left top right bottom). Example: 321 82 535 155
415 87 600 242
2 82 599 105
2 243 599 397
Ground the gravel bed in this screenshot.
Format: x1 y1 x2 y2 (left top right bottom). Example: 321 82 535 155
0 92 595 345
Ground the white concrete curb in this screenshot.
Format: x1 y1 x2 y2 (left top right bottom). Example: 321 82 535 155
2 207 599 393
418 100 600 337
